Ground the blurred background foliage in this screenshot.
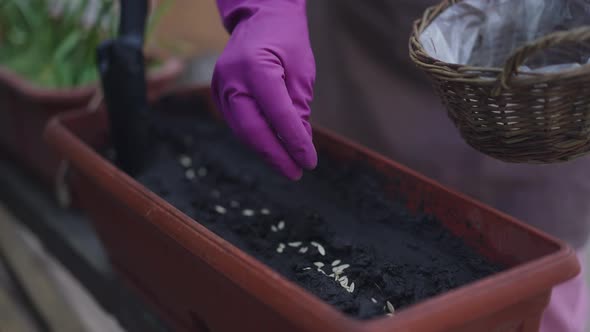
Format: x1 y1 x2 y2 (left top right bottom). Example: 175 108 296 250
0 0 171 88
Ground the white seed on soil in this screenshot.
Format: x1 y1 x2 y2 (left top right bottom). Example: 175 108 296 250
288 242 302 247
347 282 355 293
185 169 195 180
371 298 378 304
242 209 255 217
310 242 326 256
230 200 240 208
178 155 192 168
260 208 271 215
317 269 326 275
271 225 278 232
332 264 350 274
276 243 286 253
197 167 208 177
339 276 348 286
277 221 285 230
386 301 395 314
332 260 341 267
328 273 335 278
313 262 324 268
298 247 308 254
303 267 312 271
214 205 227 214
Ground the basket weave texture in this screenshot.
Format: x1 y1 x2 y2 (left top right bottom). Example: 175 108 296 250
410 0 590 163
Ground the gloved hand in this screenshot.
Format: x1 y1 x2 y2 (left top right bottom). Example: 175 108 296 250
213 0 317 180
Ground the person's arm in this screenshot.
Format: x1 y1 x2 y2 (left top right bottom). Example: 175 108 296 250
213 0 317 180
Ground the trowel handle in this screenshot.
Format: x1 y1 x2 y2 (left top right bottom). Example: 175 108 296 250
119 0 148 45
96 0 151 175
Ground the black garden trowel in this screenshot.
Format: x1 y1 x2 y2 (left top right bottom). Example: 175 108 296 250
97 0 151 175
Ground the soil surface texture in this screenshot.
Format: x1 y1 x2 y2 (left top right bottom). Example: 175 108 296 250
133 94 502 319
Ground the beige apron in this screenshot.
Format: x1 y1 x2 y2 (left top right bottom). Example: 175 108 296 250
307 0 590 249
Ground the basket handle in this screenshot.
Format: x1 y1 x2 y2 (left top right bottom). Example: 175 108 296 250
498 26 590 90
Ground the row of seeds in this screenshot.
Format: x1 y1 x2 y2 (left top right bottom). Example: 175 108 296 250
179 154 269 218
179 153 395 316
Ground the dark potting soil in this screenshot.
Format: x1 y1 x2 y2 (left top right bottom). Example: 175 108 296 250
132 94 502 320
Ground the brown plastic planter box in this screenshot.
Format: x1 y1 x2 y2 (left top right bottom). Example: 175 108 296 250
44 87 580 332
0 57 182 188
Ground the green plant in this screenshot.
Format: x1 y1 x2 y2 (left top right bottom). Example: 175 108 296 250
0 0 172 88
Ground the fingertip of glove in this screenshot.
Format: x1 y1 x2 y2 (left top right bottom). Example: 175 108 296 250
295 143 318 170
285 168 303 181
300 153 318 171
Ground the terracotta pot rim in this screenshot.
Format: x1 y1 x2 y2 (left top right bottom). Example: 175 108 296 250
43 87 581 331
0 55 183 103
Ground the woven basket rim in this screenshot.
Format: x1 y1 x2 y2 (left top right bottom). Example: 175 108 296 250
409 0 590 86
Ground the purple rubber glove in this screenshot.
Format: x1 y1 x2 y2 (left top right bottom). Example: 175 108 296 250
213 0 317 180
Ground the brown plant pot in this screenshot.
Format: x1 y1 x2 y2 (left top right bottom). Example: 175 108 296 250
44 86 580 332
0 57 183 188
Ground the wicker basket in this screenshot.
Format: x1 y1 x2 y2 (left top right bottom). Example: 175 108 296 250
410 0 590 163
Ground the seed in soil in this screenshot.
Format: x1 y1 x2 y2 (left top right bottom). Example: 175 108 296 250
314 262 324 268
332 264 350 274
339 276 348 285
288 242 302 247
277 221 285 230
271 225 278 232
332 260 341 266
303 267 312 271
347 282 355 293
197 167 208 177
242 209 255 217
260 208 271 215
340 280 349 289
178 155 192 167
214 205 227 215
276 243 286 253
386 301 395 314
184 169 195 180
298 247 308 254
311 242 326 256
371 298 378 304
